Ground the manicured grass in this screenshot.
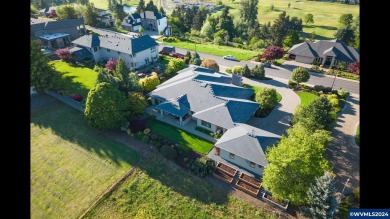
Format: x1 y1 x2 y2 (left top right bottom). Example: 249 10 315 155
355 123 360 146
90 0 139 9
84 154 275 219
147 119 214 154
31 100 140 219
243 83 283 103
219 0 359 39
296 91 319 107
159 38 259 61
50 60 98 98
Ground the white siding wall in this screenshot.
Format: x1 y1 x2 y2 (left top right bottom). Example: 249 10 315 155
133 47 159 69
295 56 315 64
157 17 167 33
97 48 134 67
219 149 264 176
90 47 101 62
196 119 217 132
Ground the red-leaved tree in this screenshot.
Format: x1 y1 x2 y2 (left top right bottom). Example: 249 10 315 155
262 45 284 61
55 48 72 61
48 9 57 18
347 61 359 75
105 58 118 71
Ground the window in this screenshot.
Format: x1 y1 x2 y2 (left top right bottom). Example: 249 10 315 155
151 46 156 52
93 47 98 52
201 120 211 128
249 162 255 168
118 52 120 55
229 153 235 159
158 20 160 25
107 49 110 52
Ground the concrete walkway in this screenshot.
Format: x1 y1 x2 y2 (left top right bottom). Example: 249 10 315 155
243 77 301 137
326 94 360 194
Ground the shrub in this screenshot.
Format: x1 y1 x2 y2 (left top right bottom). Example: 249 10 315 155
129 119 147 133
127 129 132 135
225 67 232 73
163 37 178 42
93 65 101 72
142 135 150 143
143 128 151 135
186 157 215 178
55 48 72 61
255 88 278 110
288 80 297 87
71 94 83 102
232 66 243 74
337 89 350 99
352 187 360 202
183 157 189 163
134 131 144 140
323 87 332 93
190 58 202 65
105 58 118 71
314 85 325 92
155 142 162 149
200 58 220 71
312 60 318 66
178 143 190 153
160 145 178 160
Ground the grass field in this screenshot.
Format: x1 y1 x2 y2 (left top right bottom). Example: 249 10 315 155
296 91 318 107
84 154 275 219
50 60 97 98
31 100 140 219
90 0 139 9
355 123 360 146
159 38 260 61
147 119 214 154
218 0 359 39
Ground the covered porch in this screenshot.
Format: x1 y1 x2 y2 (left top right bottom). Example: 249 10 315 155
38 32 71 49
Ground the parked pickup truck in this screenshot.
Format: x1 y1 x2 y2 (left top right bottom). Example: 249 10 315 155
159 46 184 59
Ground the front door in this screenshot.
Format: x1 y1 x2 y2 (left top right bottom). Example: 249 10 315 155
324 56 332 66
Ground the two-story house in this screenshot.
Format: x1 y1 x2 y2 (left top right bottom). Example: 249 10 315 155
122 10 171 35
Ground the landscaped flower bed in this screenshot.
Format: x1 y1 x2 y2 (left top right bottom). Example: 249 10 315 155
238 172 262 189
216 162 237 177
262 192 289 211
212 168 234 184
235 179 260 197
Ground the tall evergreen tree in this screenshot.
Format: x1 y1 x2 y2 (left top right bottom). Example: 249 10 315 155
216 7 235 38
108 0 113 11
114 58 130 94
145 0 158 12
239 0 259 26
137 0 145 13
271 11 290 46
192 7 209 31
159 6 166 16
56 5 78 19
306 172 338 219
113 3 127 21
84 2 99 26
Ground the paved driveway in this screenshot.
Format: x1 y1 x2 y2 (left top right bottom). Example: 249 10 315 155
243 77 301 137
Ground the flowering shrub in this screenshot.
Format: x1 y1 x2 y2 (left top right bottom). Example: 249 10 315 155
105 58 118 71
71 94 83 102
55 48 72 61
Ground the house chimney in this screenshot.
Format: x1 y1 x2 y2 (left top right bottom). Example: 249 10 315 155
231 73 242 86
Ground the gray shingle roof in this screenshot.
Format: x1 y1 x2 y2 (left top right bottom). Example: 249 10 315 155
44 18 85 29
69 46 92 59
288 39 359 63
215 124 281 166
155 95 190 117
194 74 232 84
71 31 158 54
150 67 259 128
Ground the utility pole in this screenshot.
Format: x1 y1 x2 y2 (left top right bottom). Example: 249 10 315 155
331 72 337 90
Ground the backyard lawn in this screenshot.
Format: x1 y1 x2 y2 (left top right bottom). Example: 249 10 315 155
84 154 275 219
296 91 319 107
31 100 140 219
147 119 214 154
158 38 259 61
50 60 97 98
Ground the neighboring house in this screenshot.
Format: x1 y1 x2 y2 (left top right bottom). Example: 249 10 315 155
31 18 86 49
71 30 159 70
94 8 115 27
38 6 58 17
213 124 280 176
122 11 171 35
149 66 259 134
287 39 359 68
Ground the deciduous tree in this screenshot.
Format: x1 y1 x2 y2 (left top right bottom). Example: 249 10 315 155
347 61 359 74
262 45 284 61
339 13 353 27
200 20 214 39
303 13 314 26
55 48 72 61
200 58 220 71
166 58 186 75
334 27 355 46
291 67 310 87
283 31 301 48
239 0 259 26
255 87 278 110
127 92 147 117
139 72 160 92
84 82 130 129
84 2 99 27
56 5 77 19
262 124 332 205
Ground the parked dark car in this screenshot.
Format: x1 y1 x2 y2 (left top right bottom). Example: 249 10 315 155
262 62 271 68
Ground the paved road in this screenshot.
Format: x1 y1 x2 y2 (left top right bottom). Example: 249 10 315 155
157 43 360 95
84 25 359 95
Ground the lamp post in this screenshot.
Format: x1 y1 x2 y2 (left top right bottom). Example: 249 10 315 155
331 72 337 90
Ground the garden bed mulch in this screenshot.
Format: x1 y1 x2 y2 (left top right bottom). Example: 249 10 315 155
212 168 234 184
235 179 260 197
239 172 262 189
263 193 289 210
216 162 237 177
175 149 203 169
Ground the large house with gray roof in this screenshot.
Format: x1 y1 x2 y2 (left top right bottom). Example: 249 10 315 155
31 17 86 49
287 39 359 68
122 11 171 35
149 66 260 134
212 124 280 176
71 30 159 70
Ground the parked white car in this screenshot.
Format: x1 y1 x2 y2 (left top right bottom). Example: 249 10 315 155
223 55 236 61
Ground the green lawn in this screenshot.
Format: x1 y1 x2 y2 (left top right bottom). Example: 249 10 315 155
147 119 214 154
31 100 140 219
84 154 275 219
296 91 319 107
50 60 98 98
355 123 360 146
218 0 359 39
90 0 139 9
242 83 283 103
159 38 259 61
